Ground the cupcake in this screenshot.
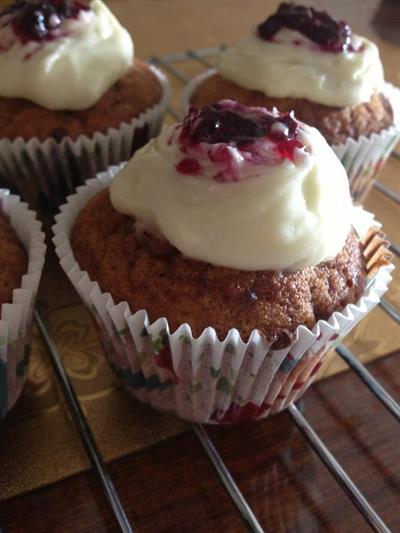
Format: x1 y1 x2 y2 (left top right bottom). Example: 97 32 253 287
0 190 46 419
185 3 400 203
0 0 169 210
53 100 393 424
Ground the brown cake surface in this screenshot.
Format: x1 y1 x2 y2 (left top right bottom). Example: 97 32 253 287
0 212 28 307
0 59 163 142
190 73 393 145
71 189 367 348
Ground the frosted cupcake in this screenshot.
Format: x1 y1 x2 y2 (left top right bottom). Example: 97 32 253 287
0 190 46 419
185 3 400 203
54 100 393 424
0 0 169 210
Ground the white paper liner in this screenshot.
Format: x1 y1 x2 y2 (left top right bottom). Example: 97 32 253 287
181 68 217 113
0 190 46 419
53 170 393 424
182 70 400 204
331 83 400 203
0 65 170 210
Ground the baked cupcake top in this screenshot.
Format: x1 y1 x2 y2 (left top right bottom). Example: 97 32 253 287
217 3 384 107
0 0 133 109
110 99 352 271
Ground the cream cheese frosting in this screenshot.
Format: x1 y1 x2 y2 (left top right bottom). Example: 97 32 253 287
110 102 352 272
217 29 384 108
0 0 133 110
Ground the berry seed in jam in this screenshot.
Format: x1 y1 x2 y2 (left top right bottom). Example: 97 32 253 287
0 0 89 45
257 2 352 53
176 100 307 182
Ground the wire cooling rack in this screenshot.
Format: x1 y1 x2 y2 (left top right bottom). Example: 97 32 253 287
35 47 400 533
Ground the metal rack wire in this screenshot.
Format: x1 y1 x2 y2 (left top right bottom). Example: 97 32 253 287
36 47 400 533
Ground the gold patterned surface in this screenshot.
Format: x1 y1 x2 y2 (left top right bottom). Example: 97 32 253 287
0 253 187 501
0 0 399 502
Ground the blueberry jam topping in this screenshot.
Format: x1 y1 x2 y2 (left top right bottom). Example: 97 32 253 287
176 100 307 181
257 2 352 53
0 0 89 44
180 101 299 147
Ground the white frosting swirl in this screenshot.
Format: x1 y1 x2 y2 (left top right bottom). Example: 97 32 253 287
0 0 133 110
217 29 384 107
110 121 352 272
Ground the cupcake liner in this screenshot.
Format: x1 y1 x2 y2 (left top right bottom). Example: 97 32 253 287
0 190 46 419
0 65 170 211
181 68 217 113
182 70 400 204
332 83 400 203
53 170 393 424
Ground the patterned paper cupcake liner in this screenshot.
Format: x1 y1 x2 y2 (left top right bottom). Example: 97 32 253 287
182 70 400 204
53 170 393 424
0 190 46 420
331 83 400 204
0 65 170 211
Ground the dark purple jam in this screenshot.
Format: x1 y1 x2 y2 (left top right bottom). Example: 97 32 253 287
180 104 278 146
257 2 352 53
176 100 306 181
0 0 89 44
176 157 202 175
180 101 301 156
